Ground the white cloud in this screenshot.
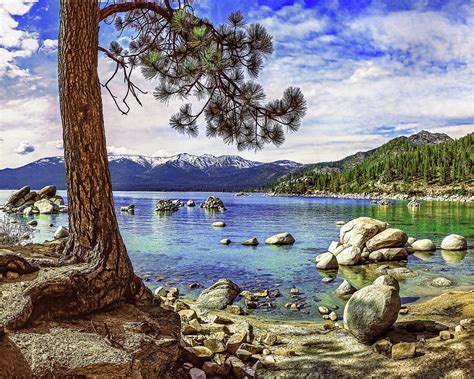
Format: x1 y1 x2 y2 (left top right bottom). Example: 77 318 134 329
153 149 174 157
107 145 140 156
14 140 35 155
249 3 326 40
349 11 474 64
1 2 473 169
47 139 63 150
0 1 39 78
39 38 58 54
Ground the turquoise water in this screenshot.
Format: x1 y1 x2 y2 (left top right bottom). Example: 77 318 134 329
1 190 473 320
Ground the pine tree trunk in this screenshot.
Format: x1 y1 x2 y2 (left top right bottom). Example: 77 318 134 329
35 0 149 318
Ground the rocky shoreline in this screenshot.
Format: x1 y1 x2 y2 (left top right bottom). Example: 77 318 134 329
269 191 474 202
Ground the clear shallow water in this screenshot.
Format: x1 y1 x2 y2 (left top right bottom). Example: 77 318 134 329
1 190 473 321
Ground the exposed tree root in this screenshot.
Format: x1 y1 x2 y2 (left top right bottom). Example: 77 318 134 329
0 245 152 331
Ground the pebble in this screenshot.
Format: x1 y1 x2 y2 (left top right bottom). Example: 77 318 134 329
391 342 416 360
439 330 453 340
318 306 330 315
290 287 299 295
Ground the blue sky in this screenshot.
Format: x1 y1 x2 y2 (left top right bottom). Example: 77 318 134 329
0 0 473 168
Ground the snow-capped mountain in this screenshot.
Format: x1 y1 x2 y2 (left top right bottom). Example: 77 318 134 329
0 153 303 191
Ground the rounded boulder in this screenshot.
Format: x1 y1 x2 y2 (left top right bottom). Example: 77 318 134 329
411 239 436 251
440 234 467 251
343 284 400 344
316 252 338 270
265 232 295 245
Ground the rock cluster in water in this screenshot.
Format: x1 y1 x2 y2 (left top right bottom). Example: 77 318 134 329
120 204 135 213
155 199 182 212
1 186 67 215
318 217 468 271
201 196 226 211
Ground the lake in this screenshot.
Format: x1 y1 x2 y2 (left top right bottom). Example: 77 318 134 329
1 190 473 320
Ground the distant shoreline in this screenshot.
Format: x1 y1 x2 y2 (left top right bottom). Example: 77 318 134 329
268 191 474 202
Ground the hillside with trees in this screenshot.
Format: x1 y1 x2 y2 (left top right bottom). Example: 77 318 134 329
271 132 473 197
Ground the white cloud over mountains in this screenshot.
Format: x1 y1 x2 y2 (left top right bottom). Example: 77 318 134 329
14 140 35 155
0 1 473 169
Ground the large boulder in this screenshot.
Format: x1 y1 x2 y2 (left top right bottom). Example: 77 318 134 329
316 252 338 270
37 185 57 198
336 245 362 266
412 239 436 251
366 228 408 252
368 248 408 262
265 232 295 245
440 234 467 251
196 279 241 310
343 283 401 344
34 199 59 214
7 186 30 206
339 217 388 249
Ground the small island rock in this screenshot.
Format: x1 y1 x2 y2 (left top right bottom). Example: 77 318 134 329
411 239 436 251
241 238 259 246
264 232 295 245
212 221 226 227
440 234 467 251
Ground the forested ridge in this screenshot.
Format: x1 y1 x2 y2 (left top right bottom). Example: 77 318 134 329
271 133 473 195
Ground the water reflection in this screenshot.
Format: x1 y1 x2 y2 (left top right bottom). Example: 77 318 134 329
414 251 436 261
441 249 467 265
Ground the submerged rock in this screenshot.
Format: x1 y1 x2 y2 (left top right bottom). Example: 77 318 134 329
411 239 436 251
440 234 467 251
430 277 453 287
264 232 295 245
343 281 401 344
196 279 240 310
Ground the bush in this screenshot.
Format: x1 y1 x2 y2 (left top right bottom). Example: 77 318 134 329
0 216 30 246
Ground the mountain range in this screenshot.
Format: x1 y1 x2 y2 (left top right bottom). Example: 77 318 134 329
0 153 302 191
0 130 459 192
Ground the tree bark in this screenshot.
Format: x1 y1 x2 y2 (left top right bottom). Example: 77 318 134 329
34 0 149 318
